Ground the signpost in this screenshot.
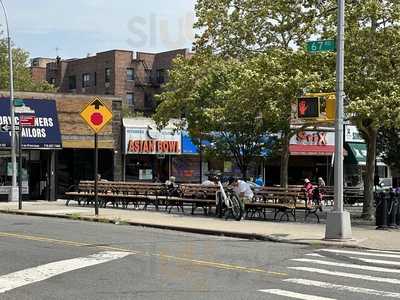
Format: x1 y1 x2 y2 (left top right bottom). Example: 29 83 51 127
80 97 113 216
307 39 336 53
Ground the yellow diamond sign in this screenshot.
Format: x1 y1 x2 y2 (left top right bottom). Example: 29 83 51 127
80 97 113 133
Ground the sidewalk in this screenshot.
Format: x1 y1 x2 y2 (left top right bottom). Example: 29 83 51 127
0 200 398 251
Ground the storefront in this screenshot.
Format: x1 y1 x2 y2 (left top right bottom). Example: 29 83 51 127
286 129 337 185
123 118 181 182
344 125 390 188
0 98 62 201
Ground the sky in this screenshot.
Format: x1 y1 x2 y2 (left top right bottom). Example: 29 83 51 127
2 0 197 59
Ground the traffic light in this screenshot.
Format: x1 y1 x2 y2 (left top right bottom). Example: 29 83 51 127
297 97 320 119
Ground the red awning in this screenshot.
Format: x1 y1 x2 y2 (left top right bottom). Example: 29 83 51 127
289 144 347 156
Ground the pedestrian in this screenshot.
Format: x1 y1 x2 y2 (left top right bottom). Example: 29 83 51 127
303 178 314 208
202 175 216 186
228 177 254 220
255 175 264 187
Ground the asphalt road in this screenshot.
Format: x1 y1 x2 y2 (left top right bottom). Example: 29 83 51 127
0 214 399 300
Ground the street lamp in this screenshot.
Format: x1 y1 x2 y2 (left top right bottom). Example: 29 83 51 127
325 0 352 239
0 0 18 202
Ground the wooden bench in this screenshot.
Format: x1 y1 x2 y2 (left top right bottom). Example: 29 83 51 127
179 184 219 215
249 188 299 221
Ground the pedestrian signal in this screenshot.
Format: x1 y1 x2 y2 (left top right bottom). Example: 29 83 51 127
297 97 320 119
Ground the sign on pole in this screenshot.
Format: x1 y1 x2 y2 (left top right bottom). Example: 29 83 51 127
80 97 113 216
80 97 113 134
307 39 336 53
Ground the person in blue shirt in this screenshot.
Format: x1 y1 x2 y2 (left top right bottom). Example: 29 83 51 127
255 175 264 186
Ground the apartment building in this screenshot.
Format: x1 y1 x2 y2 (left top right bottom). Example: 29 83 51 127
41 49 191 113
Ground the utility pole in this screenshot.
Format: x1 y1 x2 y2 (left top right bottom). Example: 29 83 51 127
325 0 352 239
0 0 18 202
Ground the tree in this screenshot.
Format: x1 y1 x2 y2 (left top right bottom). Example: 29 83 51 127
193 0 334 186
318 0 400 219
377 127 400 172
153 52 276 178
0 35 55 92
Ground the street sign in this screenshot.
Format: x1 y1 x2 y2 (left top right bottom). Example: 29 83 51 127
307 39 336 53
80 97 113 133
0 124 19 132
20 115 35 127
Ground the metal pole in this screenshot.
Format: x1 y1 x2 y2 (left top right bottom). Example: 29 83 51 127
0 0 18 202
325 0 352 240
199 140 203 184
94 133 99 216
18 124 22 209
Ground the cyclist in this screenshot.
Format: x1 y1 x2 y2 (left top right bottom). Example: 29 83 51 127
228 177 253 219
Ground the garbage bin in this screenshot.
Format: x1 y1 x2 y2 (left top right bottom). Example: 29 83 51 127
376 192 389 229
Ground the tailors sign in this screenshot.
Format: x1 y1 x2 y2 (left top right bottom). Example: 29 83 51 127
0 98 62 149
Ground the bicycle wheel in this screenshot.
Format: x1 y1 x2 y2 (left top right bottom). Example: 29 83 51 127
230 194 243 221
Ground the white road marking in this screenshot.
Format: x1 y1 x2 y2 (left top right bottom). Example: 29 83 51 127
368 249 400 255
259 289 336 300
350 257 400 266
291 258 400 274
319 248 400 259
285 278 400 298
289 266 400 284
305 253 325 258
0 251 130 294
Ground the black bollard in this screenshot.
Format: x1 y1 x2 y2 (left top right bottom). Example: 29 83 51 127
388 191 398 229
376 192 389 230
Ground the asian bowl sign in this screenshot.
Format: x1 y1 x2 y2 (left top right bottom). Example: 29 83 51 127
0 98 62 149
125 125 181 155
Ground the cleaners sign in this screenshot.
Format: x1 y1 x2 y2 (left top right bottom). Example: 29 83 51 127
125 124 181 155
0 98 62 149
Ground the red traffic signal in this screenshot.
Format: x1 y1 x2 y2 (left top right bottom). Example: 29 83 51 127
297 97 320 119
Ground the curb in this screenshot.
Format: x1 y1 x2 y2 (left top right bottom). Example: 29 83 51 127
0 209 387 251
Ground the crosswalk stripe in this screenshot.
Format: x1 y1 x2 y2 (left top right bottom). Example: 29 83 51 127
350 257 400 266
285 278 400 298
319 248 400 259
288 266 400 284
306 253 325 258
0 251 130 294
258 289 336 300
291 258 400 273
368 249 400 255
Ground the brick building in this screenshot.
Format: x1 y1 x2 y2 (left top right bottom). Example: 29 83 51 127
30 57 56 83
40 49 192 114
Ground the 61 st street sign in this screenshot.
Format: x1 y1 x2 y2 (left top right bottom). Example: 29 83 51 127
307 39 336 53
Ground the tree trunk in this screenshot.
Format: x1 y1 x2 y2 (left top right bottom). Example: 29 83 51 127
280 133 290 188
362 127 377 220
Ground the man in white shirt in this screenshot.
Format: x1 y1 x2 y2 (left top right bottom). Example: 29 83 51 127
229 177 254 218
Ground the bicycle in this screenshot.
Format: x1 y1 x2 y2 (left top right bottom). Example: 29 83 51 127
216 179 243 221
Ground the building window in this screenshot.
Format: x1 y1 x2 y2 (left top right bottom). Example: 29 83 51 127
156 69 166 84
82 73 90 88
105 68 111 83
127 93 134 106
68 75 76 90
94 72 97 86
127 68 134 81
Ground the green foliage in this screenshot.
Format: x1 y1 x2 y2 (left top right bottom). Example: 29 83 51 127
0 36 56 93
377 127 400 171
194 0 321 56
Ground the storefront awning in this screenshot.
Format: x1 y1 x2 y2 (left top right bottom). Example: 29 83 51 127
346 142 386 166
289 144 346 156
